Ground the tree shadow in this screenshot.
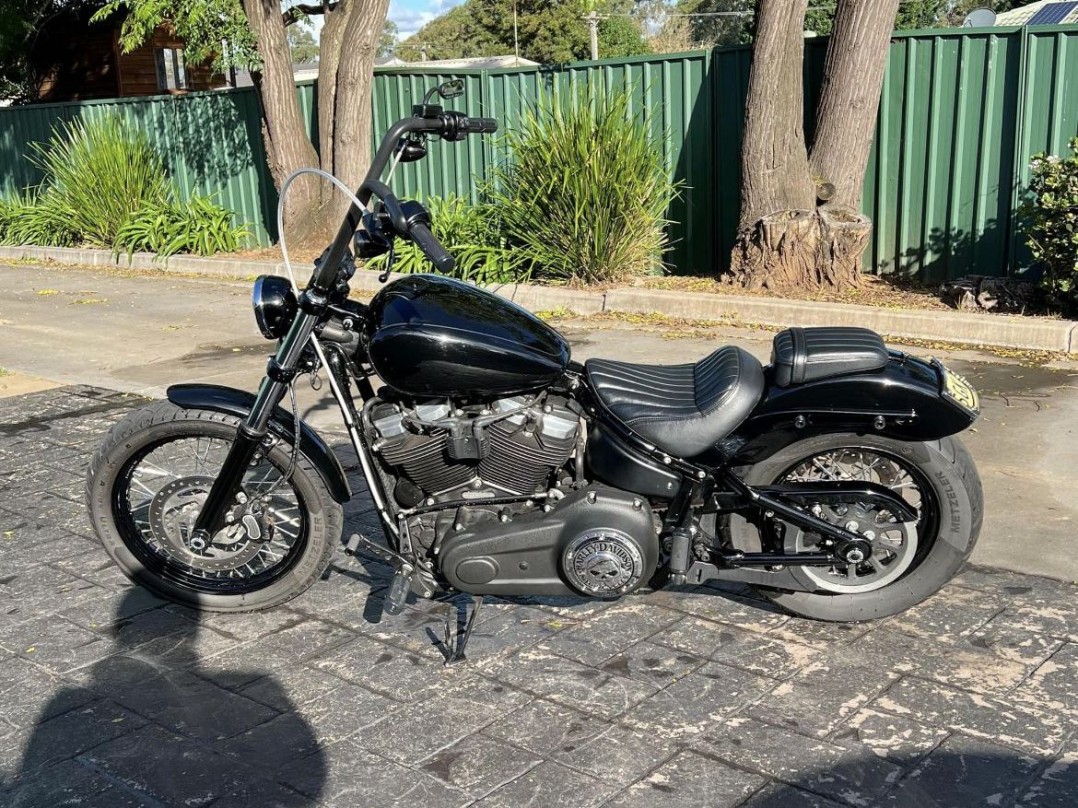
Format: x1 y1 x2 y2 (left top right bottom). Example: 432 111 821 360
0 588 328 807
890 216 1012 286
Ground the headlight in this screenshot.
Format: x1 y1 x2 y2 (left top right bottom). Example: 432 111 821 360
252 275 298 340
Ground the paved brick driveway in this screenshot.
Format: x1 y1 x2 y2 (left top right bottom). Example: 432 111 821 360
0 386 1076 807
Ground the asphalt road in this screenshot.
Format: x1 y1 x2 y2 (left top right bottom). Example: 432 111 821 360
1 262 1076 582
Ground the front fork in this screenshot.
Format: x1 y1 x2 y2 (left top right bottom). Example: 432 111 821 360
190 311 320 542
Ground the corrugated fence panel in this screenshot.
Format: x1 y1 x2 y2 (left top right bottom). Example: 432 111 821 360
1 28 1077 276
0 88 278 244
867 29 1023 282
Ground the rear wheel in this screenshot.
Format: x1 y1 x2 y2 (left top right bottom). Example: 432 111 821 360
721 433 982 622
86 401 342 612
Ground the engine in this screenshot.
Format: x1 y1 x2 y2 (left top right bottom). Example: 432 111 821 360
364 392 584 548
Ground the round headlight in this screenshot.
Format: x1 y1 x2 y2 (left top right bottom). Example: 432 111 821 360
252 275 298 340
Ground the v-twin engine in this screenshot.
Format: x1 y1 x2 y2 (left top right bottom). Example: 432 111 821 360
366 393 582 508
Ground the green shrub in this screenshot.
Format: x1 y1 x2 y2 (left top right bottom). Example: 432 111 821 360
489 86 679 285
1 114 248 257
115 195 250 257
30 115 172 247
368 194 527 285
0 194 77 247
1026 137 1078 308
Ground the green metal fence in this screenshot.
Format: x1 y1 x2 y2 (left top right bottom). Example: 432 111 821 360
1 24 1076 279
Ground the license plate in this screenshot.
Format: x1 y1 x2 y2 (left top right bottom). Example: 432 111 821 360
942 368 980 413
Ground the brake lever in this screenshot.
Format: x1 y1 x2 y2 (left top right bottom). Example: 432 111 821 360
378 239 395 283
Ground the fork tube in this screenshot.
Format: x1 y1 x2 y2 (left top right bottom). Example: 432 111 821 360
191 311 319 536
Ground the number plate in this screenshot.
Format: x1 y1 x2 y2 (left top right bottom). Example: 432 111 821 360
942 368 980 413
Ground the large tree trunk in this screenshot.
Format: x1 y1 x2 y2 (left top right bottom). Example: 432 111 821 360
729 0 898 292
321 0 389 227
243 0 321 236
246 0 388 246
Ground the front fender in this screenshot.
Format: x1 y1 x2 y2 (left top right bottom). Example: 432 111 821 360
724 353 978 465
166 384 351 504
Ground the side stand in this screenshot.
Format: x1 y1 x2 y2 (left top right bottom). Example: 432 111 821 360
442 595 484 666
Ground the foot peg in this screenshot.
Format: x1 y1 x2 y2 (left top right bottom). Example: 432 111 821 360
347 534 418 617
442 595 484 665
384 563 415 616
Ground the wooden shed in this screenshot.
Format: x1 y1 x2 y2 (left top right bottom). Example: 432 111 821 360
30 6 223 103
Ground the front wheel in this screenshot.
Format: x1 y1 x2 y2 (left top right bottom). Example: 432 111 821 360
86 401 342 612
721 433 983 622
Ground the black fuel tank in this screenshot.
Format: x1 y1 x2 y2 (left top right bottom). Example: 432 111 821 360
365 274 571 398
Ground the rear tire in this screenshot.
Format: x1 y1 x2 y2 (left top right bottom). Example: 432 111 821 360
86 401 342 612
722 433 982 622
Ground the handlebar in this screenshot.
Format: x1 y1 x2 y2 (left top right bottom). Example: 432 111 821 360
465 117 498 134
312 110 496 293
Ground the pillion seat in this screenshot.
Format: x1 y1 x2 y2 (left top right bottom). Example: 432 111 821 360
770 327 888 387
585 346 765 458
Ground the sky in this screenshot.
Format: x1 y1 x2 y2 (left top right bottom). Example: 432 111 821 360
390 0 465 40
304 0 463 42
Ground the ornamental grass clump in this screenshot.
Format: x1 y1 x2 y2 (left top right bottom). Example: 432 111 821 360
1026 137 1078 311
490 87 679 285
31 115 171 247
1 115 248 257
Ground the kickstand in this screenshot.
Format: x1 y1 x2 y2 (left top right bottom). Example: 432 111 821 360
442 595 484 666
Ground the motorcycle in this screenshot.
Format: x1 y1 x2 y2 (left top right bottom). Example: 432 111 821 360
86 80 983 663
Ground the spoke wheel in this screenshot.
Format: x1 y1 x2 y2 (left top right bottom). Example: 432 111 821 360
718 433 982 623
87 401 341 612
118 435 308 592
776 448 929 594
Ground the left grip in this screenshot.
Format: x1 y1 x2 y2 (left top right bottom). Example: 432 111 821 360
409 222 456 273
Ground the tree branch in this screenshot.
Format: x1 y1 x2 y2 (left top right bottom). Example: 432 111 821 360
283 2 340 27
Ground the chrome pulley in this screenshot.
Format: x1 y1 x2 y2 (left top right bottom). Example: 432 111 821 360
786 501 918 593
780 448 923 594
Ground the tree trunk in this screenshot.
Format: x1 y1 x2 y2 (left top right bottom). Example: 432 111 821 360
324 0 389 226
811 0 901 211
729 0 898 292
243 0 321 236
246 0 387 247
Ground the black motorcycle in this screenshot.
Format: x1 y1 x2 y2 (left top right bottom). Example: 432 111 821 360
86 81 983 661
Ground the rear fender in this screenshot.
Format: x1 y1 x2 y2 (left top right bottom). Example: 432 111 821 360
166 384 351 503
724 352 978 466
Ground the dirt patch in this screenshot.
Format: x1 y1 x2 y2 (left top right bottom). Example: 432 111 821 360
639 274 955 313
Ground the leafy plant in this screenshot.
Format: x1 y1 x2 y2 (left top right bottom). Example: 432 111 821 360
30 115 172 247
1025 137 1078 309
115 195 249 257
367 194 528 285
0 193 77 247
1 114 248 257
489 86 679 285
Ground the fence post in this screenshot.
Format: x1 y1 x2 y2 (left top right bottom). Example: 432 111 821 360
1007 25 1032 276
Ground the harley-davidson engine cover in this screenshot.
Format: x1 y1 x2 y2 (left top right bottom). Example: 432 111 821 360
439 486 658 598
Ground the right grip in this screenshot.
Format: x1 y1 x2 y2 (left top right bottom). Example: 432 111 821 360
467 117 498 134
409 222 456 273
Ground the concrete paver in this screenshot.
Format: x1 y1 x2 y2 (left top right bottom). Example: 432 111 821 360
0 386 1074 807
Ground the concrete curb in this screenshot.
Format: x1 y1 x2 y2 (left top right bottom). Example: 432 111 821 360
3 244 1075 353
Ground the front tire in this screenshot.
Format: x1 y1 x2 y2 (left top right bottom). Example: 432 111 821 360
722 433 983 622
86 401 342 612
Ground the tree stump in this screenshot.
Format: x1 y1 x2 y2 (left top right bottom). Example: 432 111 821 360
729 206 872 292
